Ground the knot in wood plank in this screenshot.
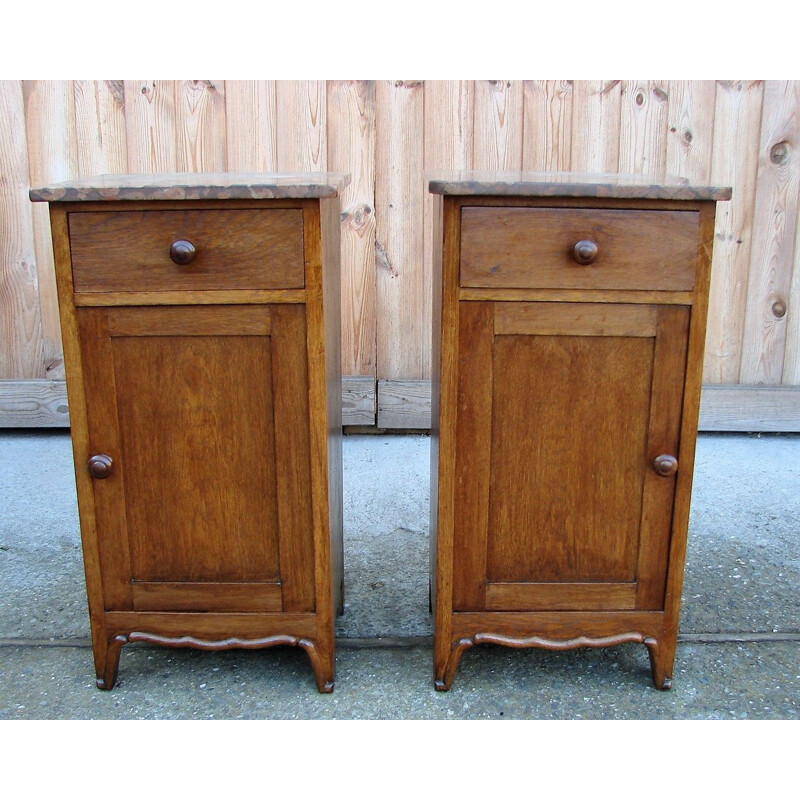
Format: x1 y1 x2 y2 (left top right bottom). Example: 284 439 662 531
341 202 373 234
770 141 789 165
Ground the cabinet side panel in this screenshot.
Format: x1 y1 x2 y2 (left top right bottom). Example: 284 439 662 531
663 201 717 637
433 196 462 671
320 195 344 611
301 199 336 636
429 193 443 608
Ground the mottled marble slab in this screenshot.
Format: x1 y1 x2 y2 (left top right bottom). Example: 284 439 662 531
30 172 351 202
427 171 732 201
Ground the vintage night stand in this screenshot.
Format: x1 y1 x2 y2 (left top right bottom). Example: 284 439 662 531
30 172 348 692
428 171 731 690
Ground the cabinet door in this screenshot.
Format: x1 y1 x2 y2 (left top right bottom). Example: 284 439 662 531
77 304 315 614
453 301 690 613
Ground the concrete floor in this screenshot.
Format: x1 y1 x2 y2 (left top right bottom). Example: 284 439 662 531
0 430 798 720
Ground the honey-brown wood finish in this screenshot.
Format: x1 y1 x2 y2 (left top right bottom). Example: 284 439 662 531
37 176 344 692
69 207 305 292
430 176 726 691
460 206 699 290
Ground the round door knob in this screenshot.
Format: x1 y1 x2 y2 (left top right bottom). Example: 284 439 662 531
653 454 678 477
573 240 599 265
169 239 196 265
88 454 113 479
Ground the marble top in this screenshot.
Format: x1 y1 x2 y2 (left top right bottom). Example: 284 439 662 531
427 171 732 201
29 172 351 202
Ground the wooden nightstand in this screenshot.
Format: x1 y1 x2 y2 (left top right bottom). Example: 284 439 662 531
31 173 347 692
428 172 731 690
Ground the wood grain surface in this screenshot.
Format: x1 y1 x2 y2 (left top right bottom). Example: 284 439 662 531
705 81 764 383
276 81 326 173
123 80 178 173
0 81 42 379
570 80 622 173
523 80 573 172
101 319 280 584
224 81 277 172
375 80 425 379
270 303 316 613
740 81 800 385
5 81 800 432
619 80 669 177
665 80 715 186
73 81 127 178
23 80 77 379
431 187 719 690
424 81 474 383
48 189 342 691
460 206 699 291
484 331 653 585
327 80 377 377
69 207 305 292
473 80 523 172
175 80 226 173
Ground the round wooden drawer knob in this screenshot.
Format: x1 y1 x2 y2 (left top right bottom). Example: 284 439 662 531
88 454 114 479
573 240 599 265
169 239 196 265
653 454 678 477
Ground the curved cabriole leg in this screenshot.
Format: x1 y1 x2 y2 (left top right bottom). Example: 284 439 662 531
298 638 335 693
96 634 128 690
645 637 674 690
434 637 474 691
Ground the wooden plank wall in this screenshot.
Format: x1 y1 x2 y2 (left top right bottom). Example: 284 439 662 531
2 80 799 429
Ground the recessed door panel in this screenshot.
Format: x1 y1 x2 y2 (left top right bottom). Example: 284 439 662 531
453 301 689 613
112 333 279 583
487 333 654 584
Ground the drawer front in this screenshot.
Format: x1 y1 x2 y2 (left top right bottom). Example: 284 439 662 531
69 208 305 292
460 206 699 291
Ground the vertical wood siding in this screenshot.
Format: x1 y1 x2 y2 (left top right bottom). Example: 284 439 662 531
2 80 800 422
328 80 377 377
375 80 424 380
0 81 42 379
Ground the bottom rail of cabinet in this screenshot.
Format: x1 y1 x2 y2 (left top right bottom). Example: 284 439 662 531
93 611 335 693
434 610 674 692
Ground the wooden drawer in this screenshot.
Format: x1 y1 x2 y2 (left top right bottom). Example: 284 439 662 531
68 208 305 293
460 206 699 291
